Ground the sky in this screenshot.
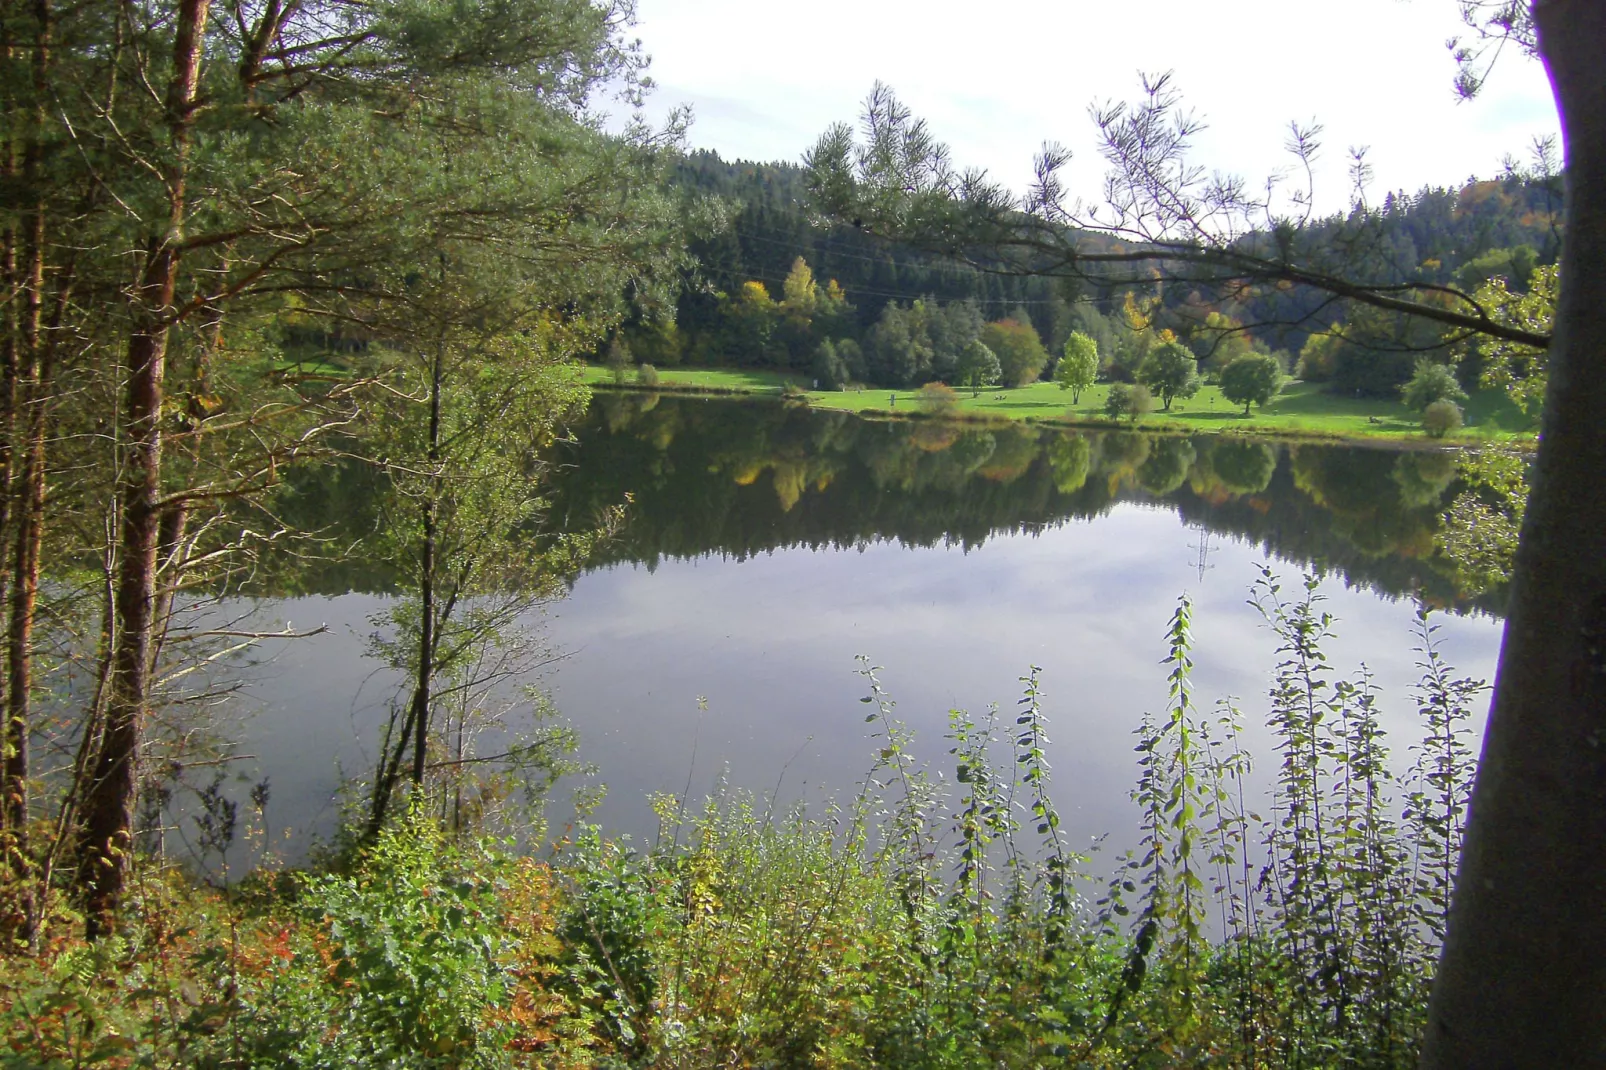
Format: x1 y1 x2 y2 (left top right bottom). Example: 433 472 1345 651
622 0 1562 214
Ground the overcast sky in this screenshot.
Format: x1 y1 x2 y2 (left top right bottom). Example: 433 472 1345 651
623 0 1561 214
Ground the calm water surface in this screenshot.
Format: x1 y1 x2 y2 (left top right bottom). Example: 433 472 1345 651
224 395 1505 858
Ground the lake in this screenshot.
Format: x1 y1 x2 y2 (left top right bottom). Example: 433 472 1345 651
205 393 1505 864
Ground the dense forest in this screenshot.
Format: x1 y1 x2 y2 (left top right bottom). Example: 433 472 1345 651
616 151 1560 399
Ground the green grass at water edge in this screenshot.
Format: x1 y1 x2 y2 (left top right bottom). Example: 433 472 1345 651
581 364 1536 445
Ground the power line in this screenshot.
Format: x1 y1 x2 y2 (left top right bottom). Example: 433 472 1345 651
705 228 1077 308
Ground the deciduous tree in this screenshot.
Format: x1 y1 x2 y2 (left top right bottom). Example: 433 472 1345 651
1137 341 1201 411
1400 359 1467 412
979 319 1048 387
1055 331 1099 402
1219 353 1284 416
955 339 1001 396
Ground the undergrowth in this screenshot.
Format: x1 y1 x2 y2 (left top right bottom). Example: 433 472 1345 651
0 573 1483 1068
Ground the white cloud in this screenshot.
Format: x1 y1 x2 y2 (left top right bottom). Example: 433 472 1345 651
631 0 1561 212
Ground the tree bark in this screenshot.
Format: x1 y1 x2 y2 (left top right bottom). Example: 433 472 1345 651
411 340 443 787
3 257 51 855
364 340 443 839
74 0 210 936
1421 1 1606 1064
0 0 50 879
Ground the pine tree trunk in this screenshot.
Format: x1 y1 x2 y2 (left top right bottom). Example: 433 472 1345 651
0 0 49 879
365 341 444 838
74 0 210 936
3 274 50 855
411 341 443 787
1421 1 1606 1063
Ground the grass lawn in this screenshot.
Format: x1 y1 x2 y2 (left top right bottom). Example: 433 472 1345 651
578 365 799 393
578 364 1536 445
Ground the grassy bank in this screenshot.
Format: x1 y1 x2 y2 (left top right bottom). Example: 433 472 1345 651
580 365 1536 445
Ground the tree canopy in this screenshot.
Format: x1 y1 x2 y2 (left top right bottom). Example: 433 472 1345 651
1056 332 1099 401
1219 353 1284 416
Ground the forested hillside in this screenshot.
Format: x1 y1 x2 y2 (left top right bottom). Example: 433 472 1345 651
621 151 1560 400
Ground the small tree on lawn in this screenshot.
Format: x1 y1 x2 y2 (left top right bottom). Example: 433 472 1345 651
811 340 850 390
1219 352 1284 416
1401 359 1467 412
955 339 1002 397
1056 331 1099 402
606 336 632 383
1138 340 1202 411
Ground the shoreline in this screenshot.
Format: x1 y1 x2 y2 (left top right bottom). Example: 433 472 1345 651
582 367 1538 451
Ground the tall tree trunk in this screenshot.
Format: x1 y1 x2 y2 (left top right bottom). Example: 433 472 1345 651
0 0 49 880
1421 1 1606 1064
364 340 443 839
74 0 210 936
411 340 443 787
3 262 50 855
0 117 18 689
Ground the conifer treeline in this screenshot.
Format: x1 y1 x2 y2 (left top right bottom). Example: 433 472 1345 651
625 152 1560 398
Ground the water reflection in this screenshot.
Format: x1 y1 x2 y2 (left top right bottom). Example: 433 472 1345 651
230 395 1502 858
540 395 1493 613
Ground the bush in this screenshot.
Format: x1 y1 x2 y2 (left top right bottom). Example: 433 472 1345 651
1401 359 1468 412
1423 399 1465 437
635 362 659 387
917 381 959 415
0 809 594 1068
1105 382 1154 423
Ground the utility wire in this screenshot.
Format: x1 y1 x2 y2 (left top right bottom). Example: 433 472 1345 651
703 229 1079 307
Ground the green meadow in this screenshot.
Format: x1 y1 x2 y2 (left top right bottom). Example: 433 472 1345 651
579 365 1535 444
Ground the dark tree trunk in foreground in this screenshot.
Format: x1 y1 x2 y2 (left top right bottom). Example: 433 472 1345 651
1 0 51 885
75 0 210 936
1422 0 1606 1063
366 341 444 839
75 257 177 935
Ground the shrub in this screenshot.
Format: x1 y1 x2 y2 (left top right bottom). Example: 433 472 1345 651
1105 382 1154 423
635 362 659 387
1423 399 1465 437
0 808 595 1068
1401 359 1467 412
917 381 959 415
